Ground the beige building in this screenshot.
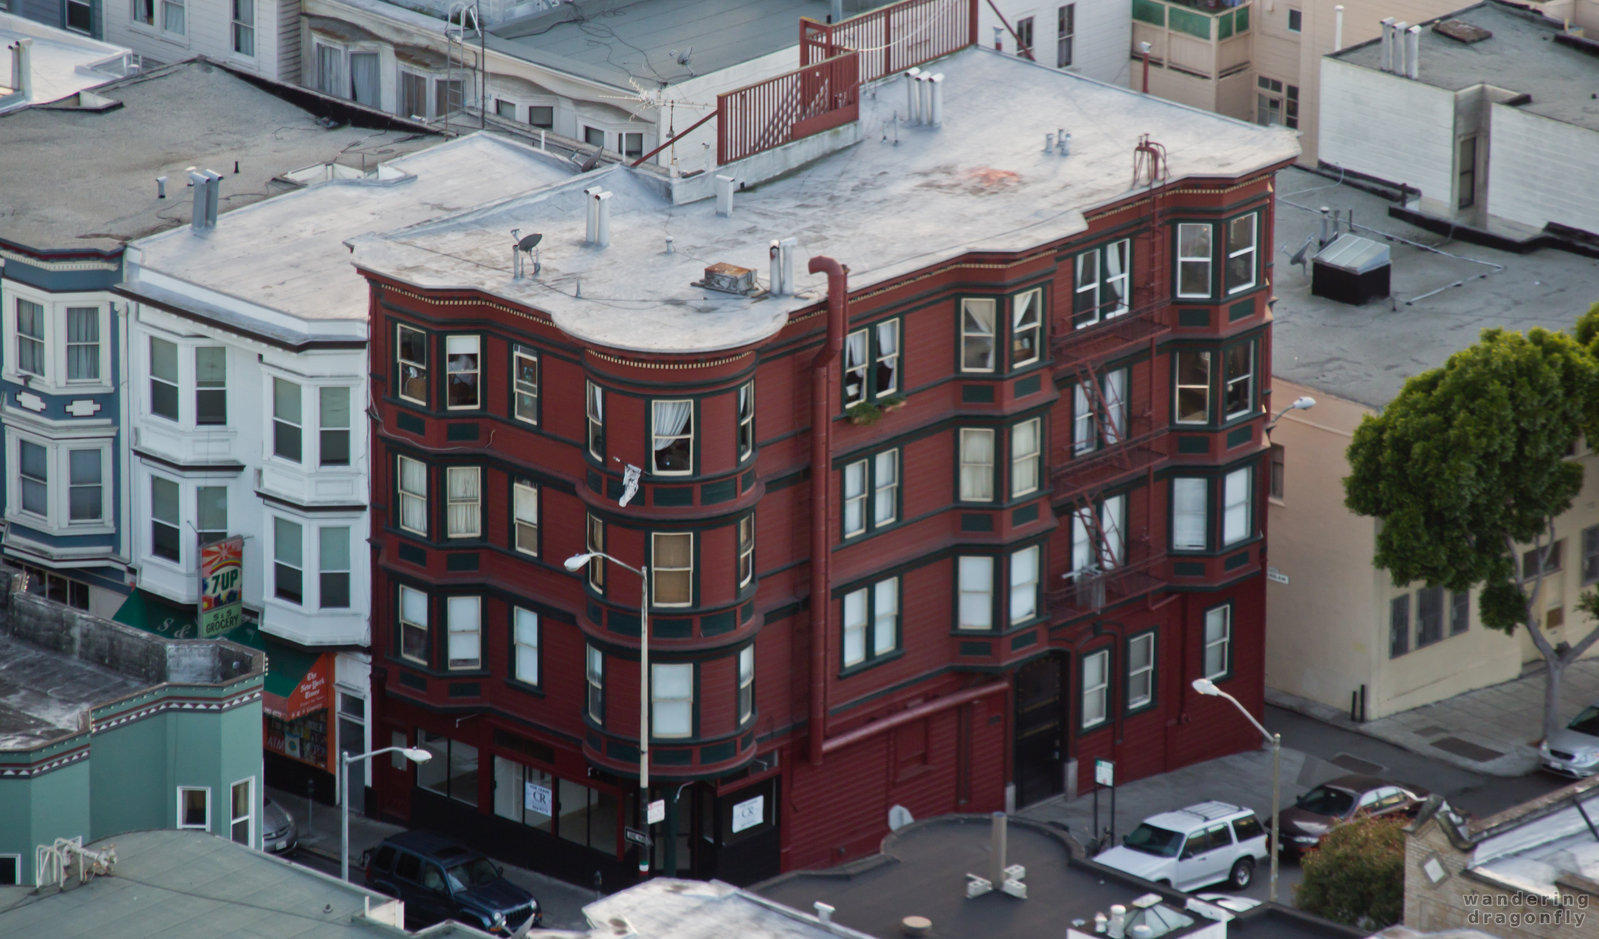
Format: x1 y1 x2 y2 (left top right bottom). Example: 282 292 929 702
1403 784 1599 937
1131 0 1461 164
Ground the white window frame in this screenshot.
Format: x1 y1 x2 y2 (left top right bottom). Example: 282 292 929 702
6 433 112 533
177 786 210 831
1057 3 1075 68
959 428 995 502
1204 605 1232 679
737 381 755 461
398 456 428 537
652 662 694 739
651 531 694 608
1222 467 1252 546
320 526 351 610
1074 249 1100 327
957 556 994 631
1175 350 1211 425
842 576 899 668
1082 649 1109 729
65 305 101 383
842 449 898 538
1009 544 1040 624
513 607 539 686
738 645 755 723
272 377 302 464
314 39 347 97
1010 418 1041 498
161 0 185 36
1101 493 1125 569
1225 214 1258 295
446 466 481 539
396 323 429 406
195 346 227 426
150 474 182 564
398 67 430 119
738 514 755 589
1172 477 1208 551
513 350 539 424
15 437 46 521
231 0 254 56
3 288 112 394
273 516 303 606
960 298 997 373
586 644 604 723
1074 369 1127 455
319 386 351 466
229 777 255 847
149 335 179 420
1176 223 1213 299
399 585 429 665
1223 343 1255 420
1012 288 1042 367
446 595 481 670
445 334 481 410
513 481 539 556
586 382 604 460
1128 632 1154 710
651 399 695 475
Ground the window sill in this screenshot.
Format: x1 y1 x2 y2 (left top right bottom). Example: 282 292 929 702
839 648 904 678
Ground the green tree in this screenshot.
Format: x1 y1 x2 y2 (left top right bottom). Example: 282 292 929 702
1294 814 1406 929
1343 326 1599 741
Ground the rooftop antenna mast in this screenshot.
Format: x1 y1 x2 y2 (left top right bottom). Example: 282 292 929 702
445 0 487 131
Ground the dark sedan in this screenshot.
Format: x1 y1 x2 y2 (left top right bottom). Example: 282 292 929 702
1274 774 1429 856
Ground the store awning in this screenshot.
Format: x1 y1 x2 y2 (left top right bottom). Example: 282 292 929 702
112 590 329 719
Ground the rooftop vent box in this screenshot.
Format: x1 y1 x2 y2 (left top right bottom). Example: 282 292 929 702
1433 19 1492 43
1312 234 1390 305
696 262 756 296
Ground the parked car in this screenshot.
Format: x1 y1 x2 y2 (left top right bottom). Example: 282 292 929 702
363 831 541 935
1274 774 1429 856
261 797 299 855
1541 702 1599 778
1093 801 1269 892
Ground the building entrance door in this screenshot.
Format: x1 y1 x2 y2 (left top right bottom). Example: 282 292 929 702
1013 654 1067 807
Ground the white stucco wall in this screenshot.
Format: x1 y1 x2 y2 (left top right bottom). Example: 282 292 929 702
1486 103 1599 237
980 0 1132 84
1318 58 1456 210
102 0 288 79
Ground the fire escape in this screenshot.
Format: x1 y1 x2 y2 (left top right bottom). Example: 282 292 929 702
1047 136 1173 622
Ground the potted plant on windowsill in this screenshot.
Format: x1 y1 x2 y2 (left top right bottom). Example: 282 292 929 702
879 395 907 413
845 401 884 425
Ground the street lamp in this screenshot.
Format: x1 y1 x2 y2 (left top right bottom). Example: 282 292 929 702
565 551 652 875
342 746 431 882
1265 396 1316 433
1191 677 1281 904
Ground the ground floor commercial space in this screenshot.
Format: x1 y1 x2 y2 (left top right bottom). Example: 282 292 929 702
108 589 373 804
369 582 1266 885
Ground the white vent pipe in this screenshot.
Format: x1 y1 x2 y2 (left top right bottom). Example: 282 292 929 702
928 73 944 126
1393 22 1409 76
1379 18 1395 71
904 67 922 123
10 38 32 101
715 175 736 217
1406 25 1421 79
769 238 797 295
1334 4 1344 51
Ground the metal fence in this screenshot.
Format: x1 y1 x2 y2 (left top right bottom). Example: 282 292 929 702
717 51 860 166
799 0 975 84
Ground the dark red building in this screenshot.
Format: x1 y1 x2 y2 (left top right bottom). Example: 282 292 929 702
353 47 1299 888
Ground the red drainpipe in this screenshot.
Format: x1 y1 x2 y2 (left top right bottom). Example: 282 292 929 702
807 256 849 766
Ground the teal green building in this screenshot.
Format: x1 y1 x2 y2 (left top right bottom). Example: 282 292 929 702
0 578 264 885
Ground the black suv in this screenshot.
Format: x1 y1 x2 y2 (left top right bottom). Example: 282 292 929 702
363 831 540 935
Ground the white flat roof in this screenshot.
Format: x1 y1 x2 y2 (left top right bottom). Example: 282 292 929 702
351 47 1300 354
0 12 131 112
130 133 581 330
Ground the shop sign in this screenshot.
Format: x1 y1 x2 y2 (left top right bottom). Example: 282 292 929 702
524 782 552 816
731 794 764 833
198 537 245 638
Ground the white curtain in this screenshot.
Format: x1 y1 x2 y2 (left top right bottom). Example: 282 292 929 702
653 401 692 451
401 459 427 533
652 664 694 736
447 596 480 667
316 44 342 97
1104 240 1127 317
401 585 428 626
1101 495 1125 568
843 462 866 535
1223 468 1251 543
448 467 480 536
958 557 993 629
962 300 995 370
960 429 994 500
1072 512 1093 574
1011 420 1038 495
1074 383 1094 454
1173 478 1207 549
1009 546 1038 622
873 451 897 525
351 52 380 106
66 308 99 380
844 330 868 402
514 609 539 684
163 0 186 36
874 321 898 394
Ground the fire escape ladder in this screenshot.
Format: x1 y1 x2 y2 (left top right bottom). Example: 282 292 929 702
1068 497 1122 612
1075 361 1130 467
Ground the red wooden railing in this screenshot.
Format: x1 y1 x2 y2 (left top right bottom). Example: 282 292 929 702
717 51 860 166
800 0 976 84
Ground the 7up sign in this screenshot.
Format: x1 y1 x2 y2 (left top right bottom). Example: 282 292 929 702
199 536 245 638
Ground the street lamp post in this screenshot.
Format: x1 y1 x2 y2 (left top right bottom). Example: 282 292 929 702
341 746 432 882
565 550 652 875
1191 678 1280 904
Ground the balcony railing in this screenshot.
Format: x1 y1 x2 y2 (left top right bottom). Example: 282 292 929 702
1051 416 1169 506
1051 301 1170 375
1047 542 1168 620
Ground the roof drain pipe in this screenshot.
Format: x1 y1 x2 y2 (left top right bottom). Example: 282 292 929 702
807 255 849 766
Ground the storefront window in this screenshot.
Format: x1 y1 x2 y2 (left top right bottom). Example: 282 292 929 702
557 777 619 853
265 711 328 768
492 755 553 832
417 730 478 806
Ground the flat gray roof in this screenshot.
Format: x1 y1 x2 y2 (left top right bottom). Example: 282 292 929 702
1329 1 1599 132
0 828 491 936
0 59 440 253
0 631 144 750
487 0 889 89
0 12 132 111
584 878 875 937
352 47 1299 354
1269 166 1599 408
130 133 580 329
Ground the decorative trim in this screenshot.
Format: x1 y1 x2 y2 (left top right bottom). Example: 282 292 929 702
0 246 120 271
94 688 263 732
589 349 753 370
0 746 91 778
378 284 553 325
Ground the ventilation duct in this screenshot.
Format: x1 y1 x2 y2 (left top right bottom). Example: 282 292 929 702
189 170 222 232
715 175 736 217
1380 18 1396 71
1406 24 1421 79
769 238 797 295
583 187 612 246
9 38 32 101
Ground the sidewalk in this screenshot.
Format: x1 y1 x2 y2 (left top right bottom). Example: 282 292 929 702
1268 656 1599 778
267 785 598 930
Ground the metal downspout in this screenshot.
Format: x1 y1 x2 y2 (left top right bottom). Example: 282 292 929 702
807 256 849 766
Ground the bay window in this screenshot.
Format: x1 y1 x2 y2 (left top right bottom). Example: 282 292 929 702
1223 342 1255 419
1171 477 1208 550
399 585 429 664
738 381 755 460
957 556 994 630
586 382 604 460
66 307 99 381
150 337 179 420
652 663 694 738
738 645 755 723
447 596 481 670
513 481 539 555
959 428 995 502
1009 544 1040 623
842 576 899 668
1175 350 1211 424
446 335 480 409
319 387 350 465
960 299 996 372
274 517 303 605
738 514 755 588
272 378 302 463
586 645 604 722
196 347 226 425
18 440 46 518
397 324 429 405
1012 289 1042 365
151 476 180 561
1176 223 1212 299
1225 214 1258 294
398 456 428 536
446 466 480 538
320 527 351 609
1222 467 1252 545
1010 418 1041 497
513 351 539 423
651 399 694 474
651 532 693 607
513 608 539 685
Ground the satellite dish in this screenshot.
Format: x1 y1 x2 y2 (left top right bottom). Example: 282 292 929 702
888 805 914 831
518 232 544 252
576 148 602 172
675 45 693 66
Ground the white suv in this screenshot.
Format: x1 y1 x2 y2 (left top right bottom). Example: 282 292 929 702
1092 801 1269 892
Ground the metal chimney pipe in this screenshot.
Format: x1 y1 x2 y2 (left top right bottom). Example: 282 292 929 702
990 813 1007 890
915 73 932 125
904 67 922 124
1393 22 1409 76
203 170 221 227
1319 205 1332 247
1406 25 1421 79
928 73 944 127
594 190 612 247
715 175 735 217
156 176 167 199
1045 133 1055 153
189 171 211 231
1334 4 1344 51
583 186 600 242
1380 18 1395 72
11 39 33 102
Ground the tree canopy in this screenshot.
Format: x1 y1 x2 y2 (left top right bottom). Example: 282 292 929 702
1343 327 1599 633
1294 814 1406 929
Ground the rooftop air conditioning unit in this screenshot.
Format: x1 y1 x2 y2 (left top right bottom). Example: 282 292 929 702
696 262 756 296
